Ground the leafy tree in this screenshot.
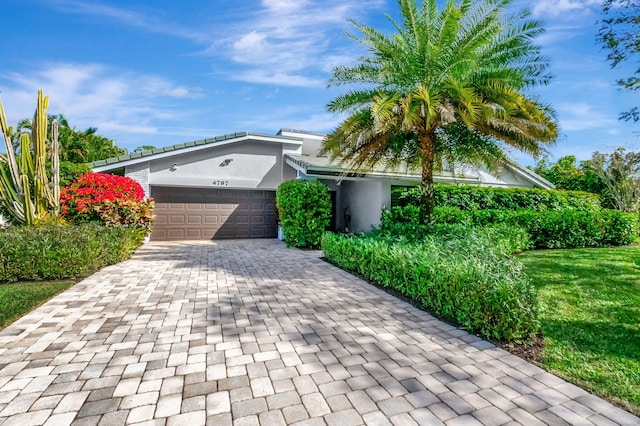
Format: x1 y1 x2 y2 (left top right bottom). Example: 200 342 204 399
597 0 640 122
323 0 558 223
533 155 604 194
13 114 126 185
591 147 640 212
13 114 125 163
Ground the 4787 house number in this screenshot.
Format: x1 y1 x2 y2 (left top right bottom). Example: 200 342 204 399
212 180 229 186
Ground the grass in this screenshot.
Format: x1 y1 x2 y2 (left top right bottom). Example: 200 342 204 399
0 281 75 330
519 243 640 415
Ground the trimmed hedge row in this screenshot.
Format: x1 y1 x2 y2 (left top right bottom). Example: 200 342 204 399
0 224 145 283
381 206 638 248
396 185 601 211
322 224 538 341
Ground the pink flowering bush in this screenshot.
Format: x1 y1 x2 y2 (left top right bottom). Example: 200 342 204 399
60 172 154 231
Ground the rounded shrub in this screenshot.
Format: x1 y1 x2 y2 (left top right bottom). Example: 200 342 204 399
276 180 332 248
60 172 154 232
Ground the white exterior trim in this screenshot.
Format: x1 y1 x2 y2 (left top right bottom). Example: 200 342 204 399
93 134 302 172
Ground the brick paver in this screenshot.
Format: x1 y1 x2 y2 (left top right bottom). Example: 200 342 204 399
0 239 637 425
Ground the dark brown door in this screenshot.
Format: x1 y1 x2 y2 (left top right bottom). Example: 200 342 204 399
150 187 277 241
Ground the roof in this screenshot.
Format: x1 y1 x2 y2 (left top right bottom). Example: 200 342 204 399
89 128 554 189
503 161 555 189
284 154 555 189
90 131 303 170
284 154 482 184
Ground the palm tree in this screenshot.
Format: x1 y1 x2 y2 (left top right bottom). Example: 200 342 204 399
324 0 559 223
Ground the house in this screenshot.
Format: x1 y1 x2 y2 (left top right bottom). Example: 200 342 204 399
91 129 554 241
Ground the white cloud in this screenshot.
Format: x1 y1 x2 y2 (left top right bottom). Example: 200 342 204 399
218 0 385 86
0 63 203 138
43 0 209 42
262 0 308 12
556 102 618 131
41 0 384 89
238 106 341 133
531 0 601 18
231 71 324 88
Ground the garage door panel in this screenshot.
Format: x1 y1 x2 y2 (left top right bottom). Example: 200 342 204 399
150 187 277 241
169 215 186 224
235 215 250 224
204 216 219 224
186 215 202 224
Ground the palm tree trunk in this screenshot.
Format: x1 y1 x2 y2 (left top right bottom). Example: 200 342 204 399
419 129 436 225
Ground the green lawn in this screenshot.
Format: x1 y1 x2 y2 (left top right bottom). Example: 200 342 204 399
0 281 75 330
519 244 640 415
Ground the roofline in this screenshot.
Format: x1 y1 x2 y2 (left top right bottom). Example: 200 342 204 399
277 129 327 140
285 156 481 183
503 162 555 189
91 131 303 171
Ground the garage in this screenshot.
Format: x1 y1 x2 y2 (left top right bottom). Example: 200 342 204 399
150 186 278 241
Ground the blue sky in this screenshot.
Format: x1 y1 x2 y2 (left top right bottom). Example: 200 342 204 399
1 0 638 165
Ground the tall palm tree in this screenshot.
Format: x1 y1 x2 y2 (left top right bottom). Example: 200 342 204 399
324 0 559 223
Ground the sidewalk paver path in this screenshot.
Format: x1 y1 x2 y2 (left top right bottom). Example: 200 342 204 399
0 239 637 426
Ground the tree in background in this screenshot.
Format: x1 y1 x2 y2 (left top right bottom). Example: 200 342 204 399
534 149 640 212
598 0 640 122
592 147 640 212
324 0 558 224
533 155 604 194
12 114 126 186
133 145 157 153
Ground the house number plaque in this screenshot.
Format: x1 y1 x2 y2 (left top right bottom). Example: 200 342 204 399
212 180 229 186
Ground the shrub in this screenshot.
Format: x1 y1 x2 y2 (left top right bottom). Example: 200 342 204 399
381 205 638 248
322 224 538 341
397 184 601 211
276 180 332 248
59 161 92 187
509 209 638 249
0 224 144 283
60 172 153 231
93 199 155 233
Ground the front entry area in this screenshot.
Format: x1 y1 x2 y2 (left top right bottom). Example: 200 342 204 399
150 186 277 241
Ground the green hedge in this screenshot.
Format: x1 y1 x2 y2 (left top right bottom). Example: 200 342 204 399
396 185 601 211
509 209 638 248
276 180 332 248
382 205 638 248
0 224 145 283
322 224 538 341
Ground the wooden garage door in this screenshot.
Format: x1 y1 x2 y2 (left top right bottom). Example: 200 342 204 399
150 187 277 241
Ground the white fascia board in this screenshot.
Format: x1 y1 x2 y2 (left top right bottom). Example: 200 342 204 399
284 157 308 174
285 156 482 184
504 163 554 189
279 129 326 140
93 134 303 172
303 170 481 184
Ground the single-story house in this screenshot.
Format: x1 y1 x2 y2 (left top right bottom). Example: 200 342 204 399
91 129 553 241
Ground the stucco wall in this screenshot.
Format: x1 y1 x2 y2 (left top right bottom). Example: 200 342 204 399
149 141 283 190
283 163 297 183
339 180 388 233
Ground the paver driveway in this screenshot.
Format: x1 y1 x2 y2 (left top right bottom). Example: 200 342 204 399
0 240 637 426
